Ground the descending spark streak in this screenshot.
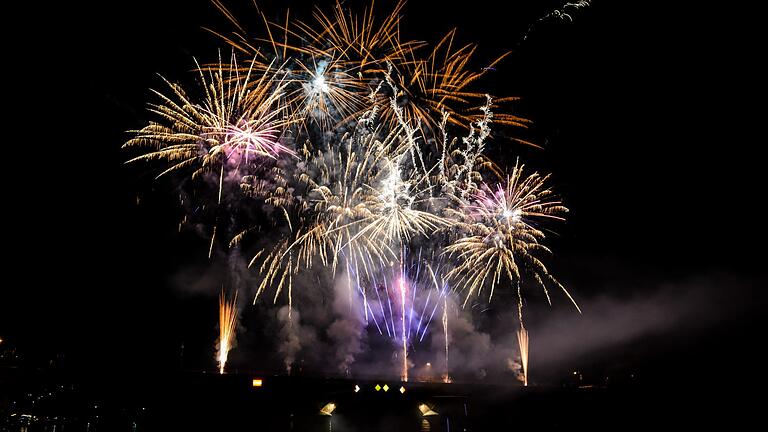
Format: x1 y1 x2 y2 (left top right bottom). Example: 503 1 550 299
217 290 238 374
408 251 422 340
385 278 396 337
399 276 408 382
442 298 450 383
346 260 353 313
365 291 383 335
414 288 432 341
374 280 391 338
353 260 368 324
408 279 417 340
419 285 446 342
521 1 592 42
209 226 217 259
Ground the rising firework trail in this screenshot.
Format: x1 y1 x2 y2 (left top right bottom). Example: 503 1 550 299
217 289 238 374
517 326 529 386
442 298 450 383
399 275 408 382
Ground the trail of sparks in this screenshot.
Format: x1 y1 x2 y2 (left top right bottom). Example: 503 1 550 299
521 1 592 42
217 289 238 374
209 226 217 259
442 298 450 383
516 280 528 386
517 326 529 387
399 276 408 382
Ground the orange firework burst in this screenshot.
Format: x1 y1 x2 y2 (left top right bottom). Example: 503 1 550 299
380 30 529 137
217 289 238 374
207 1 530 134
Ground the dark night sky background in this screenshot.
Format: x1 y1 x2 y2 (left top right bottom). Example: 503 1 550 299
3 0 765 401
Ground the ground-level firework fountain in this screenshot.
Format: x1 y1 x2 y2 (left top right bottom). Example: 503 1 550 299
442 298 451 383
399 276 408 382
217 290 238 374
517 326 529 386
344 257 451 380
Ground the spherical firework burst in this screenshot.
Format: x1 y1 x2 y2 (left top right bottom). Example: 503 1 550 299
444 161 579 311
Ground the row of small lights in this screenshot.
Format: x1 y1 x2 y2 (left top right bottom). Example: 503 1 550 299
356 384 406 394
251 379 437 417
253 379 405 394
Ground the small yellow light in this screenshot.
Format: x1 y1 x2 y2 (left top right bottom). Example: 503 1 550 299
375 384 381 391
399 386 406 394
252 379 263 387
383 384 389 392
354 385 360 393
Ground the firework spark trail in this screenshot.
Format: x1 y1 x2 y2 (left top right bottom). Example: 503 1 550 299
517 326 529 386
372 272 390 338
419 285 448 342
349 260 451 347
416 263 447 341
414 286 432 340
408 284 416 340
351 258 369 324
364 286 383 335
442 298 450 383
516 280 529 386
521 1 592 42
399 276 408 382
209 226 217 259
385 278 396 337
217 289 238 374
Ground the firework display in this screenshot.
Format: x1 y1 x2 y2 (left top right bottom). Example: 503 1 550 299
124 0 581 381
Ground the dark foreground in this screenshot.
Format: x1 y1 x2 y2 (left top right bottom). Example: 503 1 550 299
0 366 739 432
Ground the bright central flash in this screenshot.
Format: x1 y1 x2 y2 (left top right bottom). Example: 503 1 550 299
313 74 330 93
503 208 522 222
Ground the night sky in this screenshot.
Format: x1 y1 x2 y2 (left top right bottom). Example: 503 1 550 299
3 0 764 407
